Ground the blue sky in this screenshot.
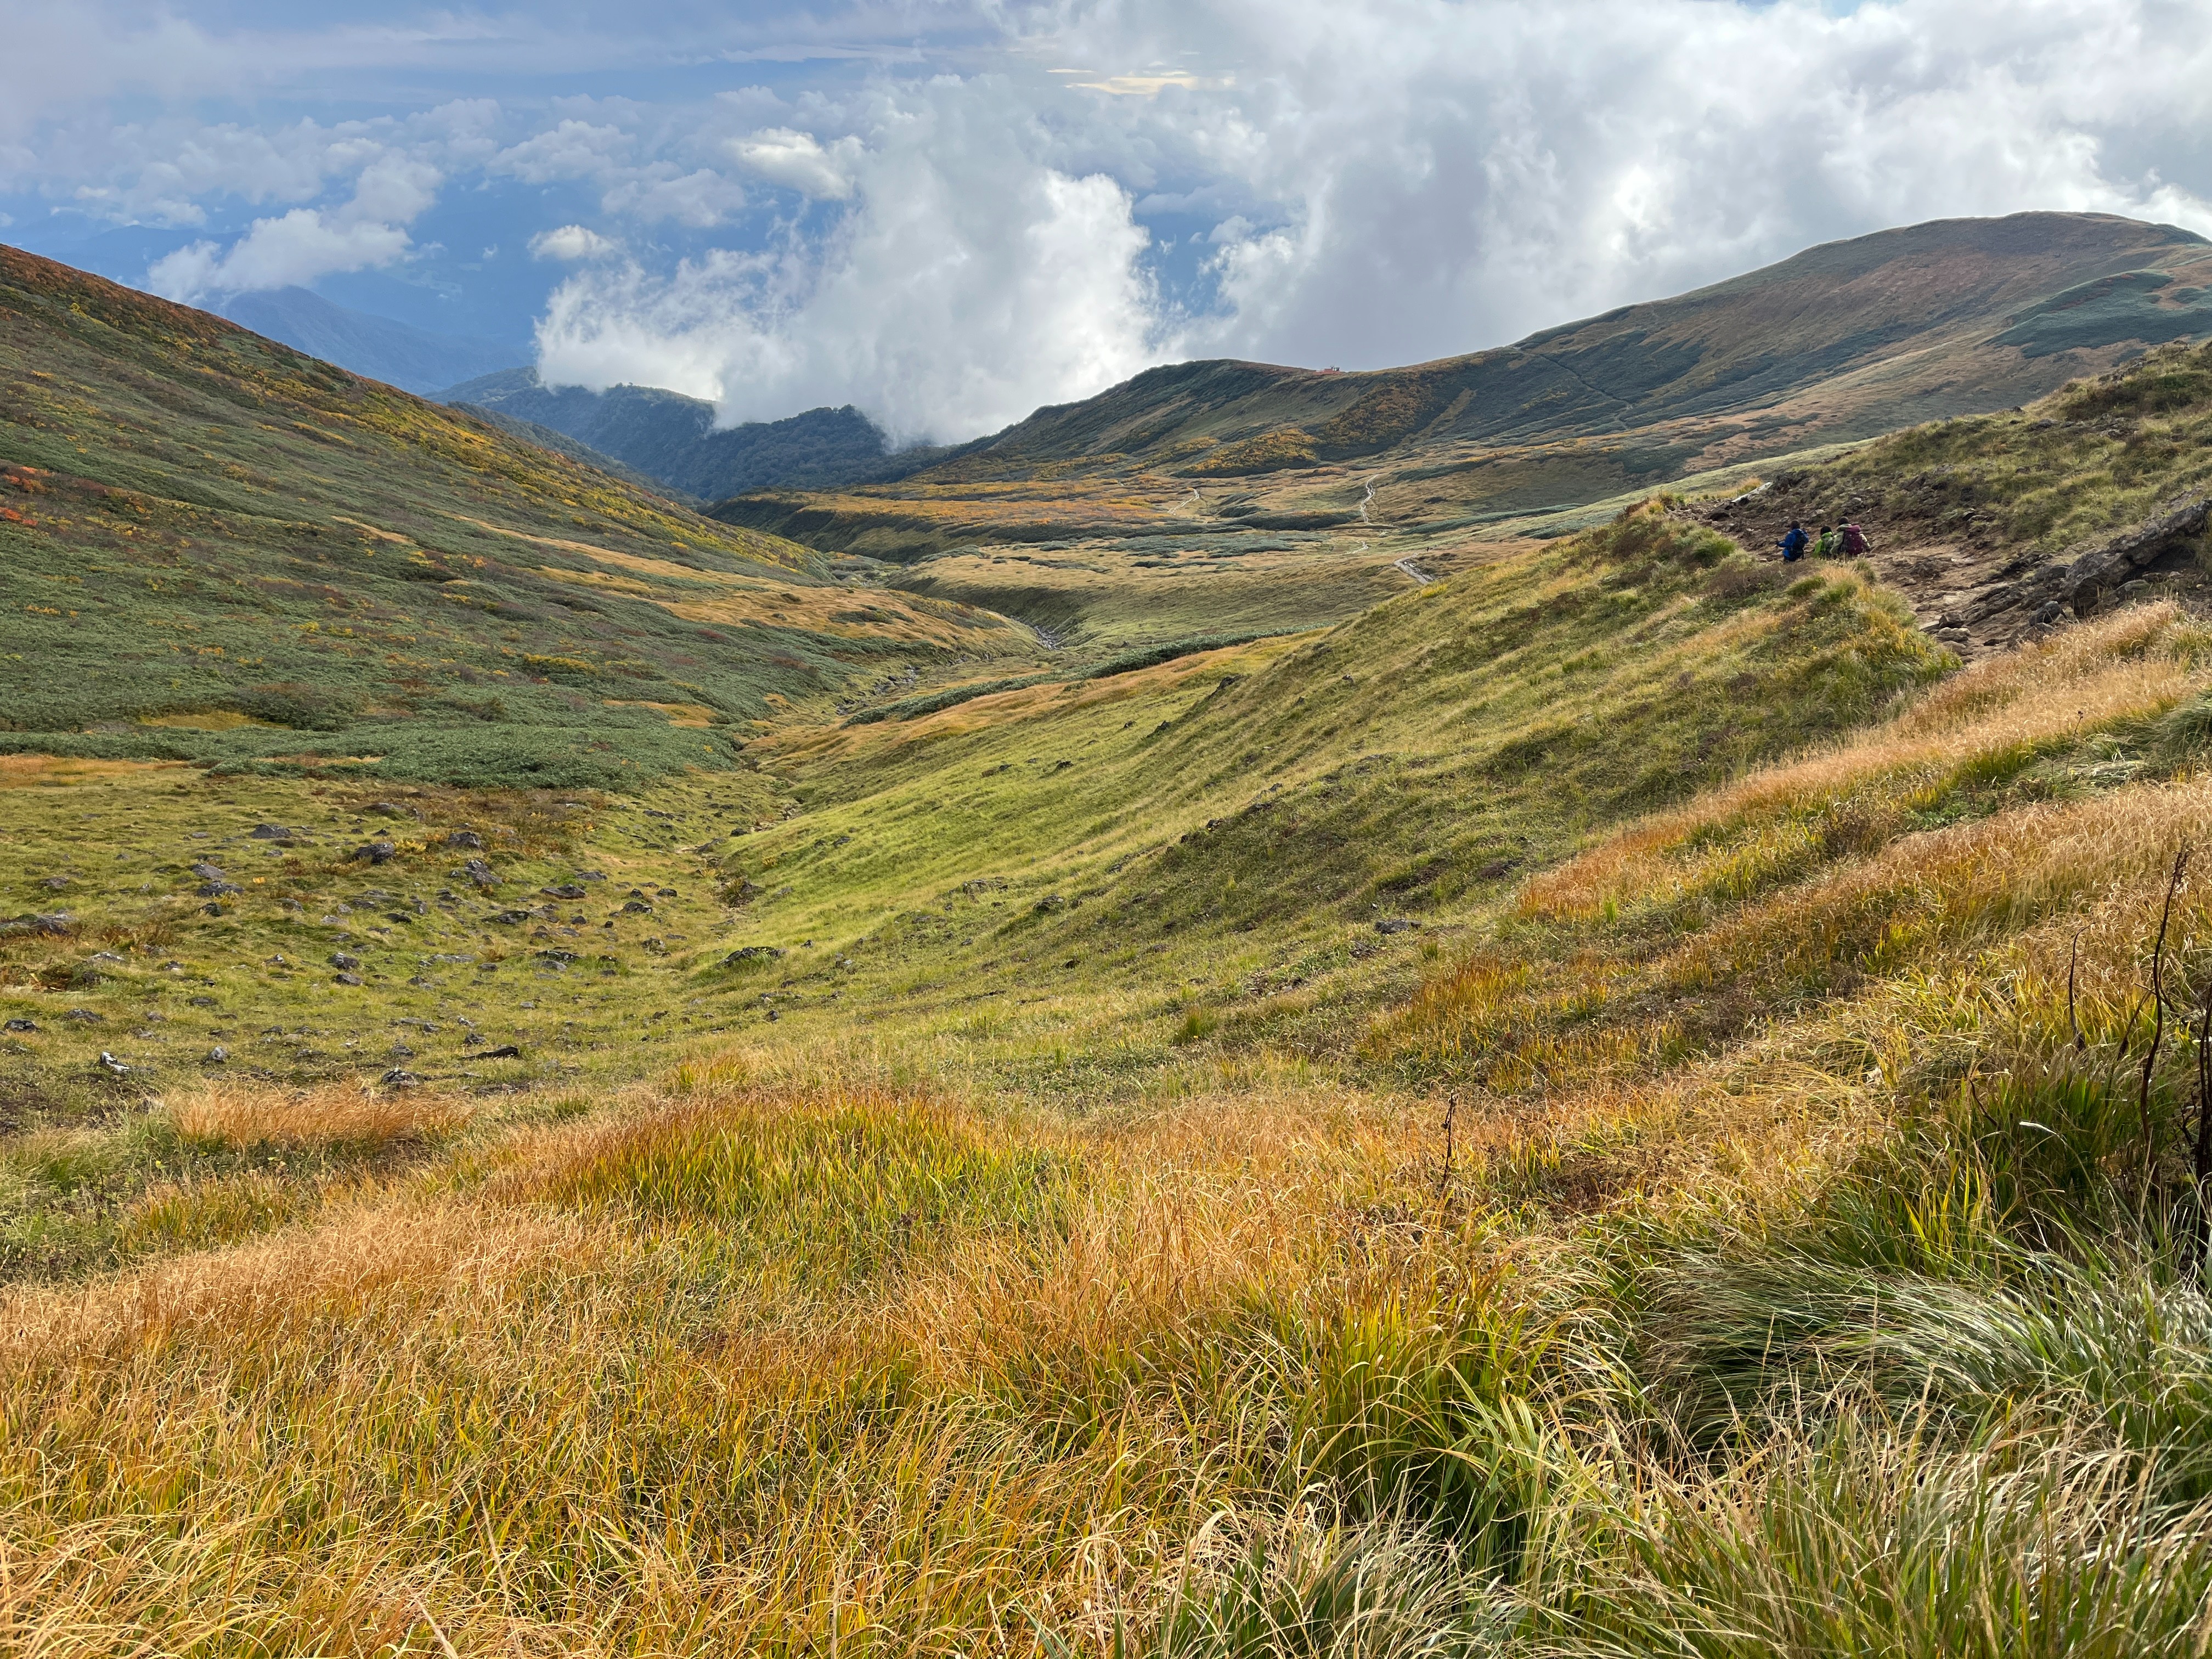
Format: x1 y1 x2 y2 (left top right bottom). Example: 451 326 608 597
5 1 2210 439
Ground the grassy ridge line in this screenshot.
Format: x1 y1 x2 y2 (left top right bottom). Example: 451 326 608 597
729 506 1944 970
0 246 1039 785
1781 338 2212 557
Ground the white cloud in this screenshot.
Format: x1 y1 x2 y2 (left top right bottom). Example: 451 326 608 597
15 0 2212 439
490 119 631 184
601 165 749 227
529 223 623 261
1071 0 2212 370
726 128 862 200
539 84 1166 441
142 153 441 302
520 0 2212 439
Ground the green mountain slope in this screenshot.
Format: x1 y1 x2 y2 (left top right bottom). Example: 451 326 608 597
0 247 1031 788
717 213 2212 589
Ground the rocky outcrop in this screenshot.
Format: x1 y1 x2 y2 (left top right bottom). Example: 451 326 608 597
2062 495 2209 602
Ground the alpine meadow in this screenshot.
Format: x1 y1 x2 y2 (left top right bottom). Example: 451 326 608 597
11 201 2212 1658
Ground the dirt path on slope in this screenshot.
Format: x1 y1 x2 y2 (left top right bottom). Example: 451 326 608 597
1691 482 2211 662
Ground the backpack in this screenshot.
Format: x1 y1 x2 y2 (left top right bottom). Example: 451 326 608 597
1780 528 1808 561
1841 523 1869 556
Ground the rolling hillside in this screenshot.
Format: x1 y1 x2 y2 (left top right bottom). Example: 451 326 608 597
0 246 1034 788
7 337 2212 1651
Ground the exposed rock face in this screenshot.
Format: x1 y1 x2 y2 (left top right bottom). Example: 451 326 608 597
2063 496 2209 599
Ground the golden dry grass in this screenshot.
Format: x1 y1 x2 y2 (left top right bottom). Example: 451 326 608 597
0 1084 1471 1653
1525 602 2207 922
0 755 182 788
166 1081 472 1151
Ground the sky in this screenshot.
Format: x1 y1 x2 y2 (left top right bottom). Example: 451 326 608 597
4 0 2210 442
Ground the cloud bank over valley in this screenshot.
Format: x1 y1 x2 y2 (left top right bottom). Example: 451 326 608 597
4 0 2210 441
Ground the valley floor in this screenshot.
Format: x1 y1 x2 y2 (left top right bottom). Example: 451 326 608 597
10 371 2212 1651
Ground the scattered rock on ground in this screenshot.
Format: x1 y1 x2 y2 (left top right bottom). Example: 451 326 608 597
0 913 73 939
352 841 397 865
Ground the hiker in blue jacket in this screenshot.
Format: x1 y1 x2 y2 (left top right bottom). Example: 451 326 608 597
1779 522 1809 562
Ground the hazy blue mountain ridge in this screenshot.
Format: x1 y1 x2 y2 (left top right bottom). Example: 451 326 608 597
217 287 524 395
440 369 968 499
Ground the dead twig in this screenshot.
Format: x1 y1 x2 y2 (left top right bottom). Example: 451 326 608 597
2140 845 2191 1192
2190 972 2212 1281
2069 933 2087 1053
1435 1091 1458 1216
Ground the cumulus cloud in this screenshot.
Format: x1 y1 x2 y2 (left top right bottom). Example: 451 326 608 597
18 0 2212 438
529 0 2212 439
491 119 632 184
529 223 623 260
539 85 1165 439
726 127 862 199
144 154 441 301
1020 0 2212 371
601 165 749 227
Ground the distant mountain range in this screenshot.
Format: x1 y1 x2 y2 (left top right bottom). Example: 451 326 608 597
438 369 965 500
714 211 2212 560
205 212 2212 552
216 287 524 396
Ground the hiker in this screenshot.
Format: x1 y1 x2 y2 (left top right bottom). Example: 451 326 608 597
1779 522 1809 562
1839 519 1869 557
1813 524 1841 558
